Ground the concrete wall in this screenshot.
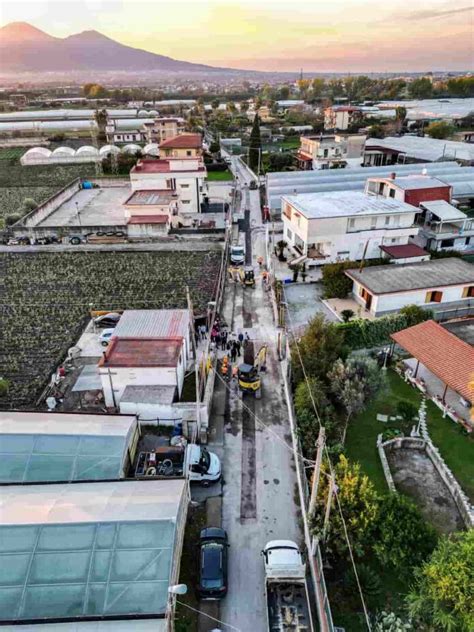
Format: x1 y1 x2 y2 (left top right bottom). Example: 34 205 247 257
380 436 474 528
21 179 81 227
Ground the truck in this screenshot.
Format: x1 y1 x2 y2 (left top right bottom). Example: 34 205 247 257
135 443 221 486
262 540 314 632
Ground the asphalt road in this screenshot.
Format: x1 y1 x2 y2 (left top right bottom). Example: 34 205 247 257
213 158 302 632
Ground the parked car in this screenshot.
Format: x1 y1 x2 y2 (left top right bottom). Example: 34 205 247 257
249 180 258 190
197 527 229 600
94 313 121 328
99 328 115 346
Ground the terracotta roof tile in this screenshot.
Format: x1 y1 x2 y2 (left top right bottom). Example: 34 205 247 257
159 133 202 149
391 320 474 402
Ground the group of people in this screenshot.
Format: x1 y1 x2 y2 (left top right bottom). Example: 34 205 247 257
198 319 250 361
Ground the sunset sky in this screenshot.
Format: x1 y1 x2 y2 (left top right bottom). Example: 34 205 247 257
1 0 472 72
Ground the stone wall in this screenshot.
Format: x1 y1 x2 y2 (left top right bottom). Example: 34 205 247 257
380 435 474 528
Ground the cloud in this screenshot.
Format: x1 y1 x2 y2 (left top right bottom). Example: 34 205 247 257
405 6 473 21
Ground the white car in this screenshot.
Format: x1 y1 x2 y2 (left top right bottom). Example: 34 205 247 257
99 328 115 346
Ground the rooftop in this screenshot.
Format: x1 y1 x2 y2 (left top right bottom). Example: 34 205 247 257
379 243 429 259
391 320 474 402
99 337 183 368
124 189 177 205
0 622 166 631
0 412 136 484
365 135 474 163
127 214 169 225
159 133 202 149
442 318 474 346
131 158 205 174
419 199 467 221
283 190 417 219
113 309 190 339
381 175 450 190
346 257 474 294
0 479 185 621
121 384 176 405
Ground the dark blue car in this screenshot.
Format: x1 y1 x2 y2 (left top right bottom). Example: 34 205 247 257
197 527 229 600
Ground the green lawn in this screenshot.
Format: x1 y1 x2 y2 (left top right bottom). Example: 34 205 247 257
345 369 474 501
206 169 233 181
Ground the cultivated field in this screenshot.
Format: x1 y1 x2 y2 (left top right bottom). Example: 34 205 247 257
0 249 221 407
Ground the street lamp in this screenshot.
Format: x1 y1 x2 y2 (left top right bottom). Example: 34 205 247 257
75 201 82 227
168 584 188 595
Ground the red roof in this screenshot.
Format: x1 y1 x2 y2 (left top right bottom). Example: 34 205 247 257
124 189 177 205
160 133 202 149
391 320 474 402
127 215 169 225
380 244 429 259
297 152 313 161
99 337 182 368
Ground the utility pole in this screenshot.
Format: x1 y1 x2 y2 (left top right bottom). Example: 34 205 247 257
308 426 326 517
186 285 200 443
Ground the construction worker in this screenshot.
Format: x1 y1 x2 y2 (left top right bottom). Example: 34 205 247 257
257 255 264 268
221 356 229 379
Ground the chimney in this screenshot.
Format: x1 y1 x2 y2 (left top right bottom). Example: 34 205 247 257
390 172 396 180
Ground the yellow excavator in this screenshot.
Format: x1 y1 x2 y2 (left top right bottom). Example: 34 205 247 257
237 345 267 399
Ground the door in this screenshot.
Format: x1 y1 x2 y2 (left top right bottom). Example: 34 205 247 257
365 293 372 311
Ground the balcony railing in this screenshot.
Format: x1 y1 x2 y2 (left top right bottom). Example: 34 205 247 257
419 221 474 235
346 224 417 233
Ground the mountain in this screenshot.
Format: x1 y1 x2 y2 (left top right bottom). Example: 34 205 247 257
0 22 229 73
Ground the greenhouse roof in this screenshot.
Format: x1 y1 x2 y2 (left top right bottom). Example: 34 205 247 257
0 412 137 483
0 621 166 632
0 479 185 622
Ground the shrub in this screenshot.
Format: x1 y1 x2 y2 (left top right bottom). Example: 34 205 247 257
22 198 38 211
396 400 418 423
322 258 386 299
399 304 433 327
5 214 22 226
340 309 354 322
344 564 382 604
0 378 9 398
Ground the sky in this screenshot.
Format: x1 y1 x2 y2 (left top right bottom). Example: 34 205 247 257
0 0 473 72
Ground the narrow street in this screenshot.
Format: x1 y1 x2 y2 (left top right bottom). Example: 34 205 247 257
211 158 303 631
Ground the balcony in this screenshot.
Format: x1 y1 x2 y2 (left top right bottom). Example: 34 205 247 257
346 223 417 234
419 221 474 237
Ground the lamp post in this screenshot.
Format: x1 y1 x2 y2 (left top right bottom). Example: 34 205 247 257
166 584 188 631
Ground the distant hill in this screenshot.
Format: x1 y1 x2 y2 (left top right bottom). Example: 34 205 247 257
0 22 230 73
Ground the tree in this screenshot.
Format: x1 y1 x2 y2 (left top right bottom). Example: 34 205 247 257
327 356 385 443
375 611 412 631
248 113 262 172
294 378 335 458
310 455 379 560
407 530 474 632
409 78 433 99
321 261 355 298
340 309 354 323
279 85 290 100
0 378 9 398
311 78 325 99
211 99 220 110
425 120 455 140
239 101 249 114
94 108 108 142
291 314 345 384
373 494 437 577
399 304 433 327
396 400 418 423
368 124 386 139
395 106 407 133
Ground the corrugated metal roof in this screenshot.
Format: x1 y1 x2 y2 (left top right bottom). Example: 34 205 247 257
420 200 467 221
99 338 182 368
113 309 190 339
365 136 474 162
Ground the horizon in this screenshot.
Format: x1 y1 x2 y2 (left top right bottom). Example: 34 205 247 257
0 0 473 73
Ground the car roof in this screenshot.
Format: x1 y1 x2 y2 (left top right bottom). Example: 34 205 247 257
200 527 227 540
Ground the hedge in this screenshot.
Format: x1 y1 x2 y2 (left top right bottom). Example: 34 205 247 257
337 309 432 349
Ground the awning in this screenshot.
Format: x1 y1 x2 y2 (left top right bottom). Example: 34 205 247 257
391 320 474 403
420 200 467 222
72 365 102 392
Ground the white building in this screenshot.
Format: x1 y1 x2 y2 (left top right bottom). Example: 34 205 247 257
282 190 419 265
363 135 474 166
98 309 191 410
415 200 474 253
345 257 474 317
297 134 366 170
130 158 207 214
324 106 363 131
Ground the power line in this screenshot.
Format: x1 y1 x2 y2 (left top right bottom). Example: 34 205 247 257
175 598 242 631
282 285 372 631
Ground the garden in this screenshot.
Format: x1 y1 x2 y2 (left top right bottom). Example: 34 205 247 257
290 315 473 631
0 249 221 407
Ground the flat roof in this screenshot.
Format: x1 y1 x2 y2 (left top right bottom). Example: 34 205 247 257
124 189 177 205
159 133 202 149
0 412 136 483
365 135 474 162
389 175 449 190
379 244 428 259
283 190 417 219
99 337 182 368
0 480 185 622
113 309 190 339
121 384 176 405
442 318 474 346
0 622 166 632
391 320 474 402
346 257 474 294
419 199 467 221
132 158 205 174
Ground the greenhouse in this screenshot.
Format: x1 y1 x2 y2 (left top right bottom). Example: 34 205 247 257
0 412 139 483
0 479 187 623
0 621 166 631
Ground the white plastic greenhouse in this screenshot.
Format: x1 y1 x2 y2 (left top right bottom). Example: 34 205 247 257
121 143 142 154
0 411 138 483
99 144 121 156
0 479 187 622
143 142 159 156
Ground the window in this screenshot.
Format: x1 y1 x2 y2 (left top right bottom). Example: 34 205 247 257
378 182 384 195
287 228 293 240
323 149 328 158
348 218 355 229
389 188 396 198
182 200 191 204
440 238 454 248
180 184 190 188
425 290 443 303
462 286 474 298
371 217 377 229
186 150 192 156
385 216 390 226
391 238 398 244
465 237 471 246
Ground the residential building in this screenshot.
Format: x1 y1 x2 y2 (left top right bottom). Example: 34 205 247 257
281 190 419 264
379 243 430 264
345 257 474 317
296 134 366 170
123 189 178 237
159 133 203 160
130 158 207 214
0 412 138 483
0 479 188 625
324 106 363 131
363 135 474 166
106 121 144 144
142 117 185 144
98 309 192 409
415 200 474 253
365 173 452 207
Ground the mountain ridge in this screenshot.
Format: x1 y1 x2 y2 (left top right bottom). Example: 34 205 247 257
0 22 234 73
